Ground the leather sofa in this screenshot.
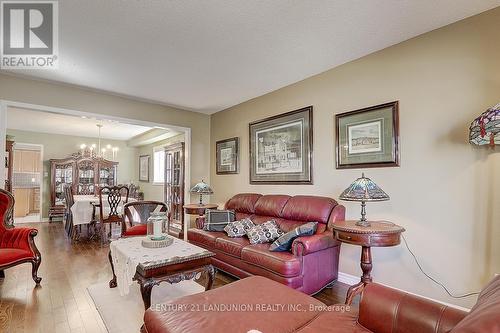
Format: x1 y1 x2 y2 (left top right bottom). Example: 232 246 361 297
143 275 500 333
187 193 345 294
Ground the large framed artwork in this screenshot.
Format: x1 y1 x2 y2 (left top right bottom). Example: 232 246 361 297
249 106 313 184
216 137 239 174
335 101 400 169
139 155 150 182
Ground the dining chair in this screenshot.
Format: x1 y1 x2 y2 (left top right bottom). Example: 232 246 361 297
122 201 169 237
98 185 129 244
63 184 75 239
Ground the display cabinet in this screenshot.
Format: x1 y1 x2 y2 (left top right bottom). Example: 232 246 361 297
49 150 118 221
164 142 185 238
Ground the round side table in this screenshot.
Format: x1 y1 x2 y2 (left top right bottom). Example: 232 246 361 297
183 203 218 229
332 220 405 305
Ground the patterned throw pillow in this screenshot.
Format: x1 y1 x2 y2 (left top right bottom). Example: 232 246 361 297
224 218 255 237
269 222 318 252
246 220 285 245
203 209 235 232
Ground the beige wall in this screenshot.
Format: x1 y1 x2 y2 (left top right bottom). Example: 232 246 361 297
210 8 500 307
136 133 185 201
0 73 211 205
7 129 138 218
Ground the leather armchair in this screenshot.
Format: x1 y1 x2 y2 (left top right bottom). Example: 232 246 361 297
0 189 42 284
143 275 500 333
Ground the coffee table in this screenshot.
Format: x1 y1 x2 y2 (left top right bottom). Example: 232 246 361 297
108 236 216 309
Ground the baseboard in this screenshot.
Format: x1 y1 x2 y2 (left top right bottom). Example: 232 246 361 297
337 271 360 286
336 271 470 312
41 218 50 222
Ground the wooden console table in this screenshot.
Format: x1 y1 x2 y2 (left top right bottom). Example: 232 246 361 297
183 203 218 229
332 220 405 305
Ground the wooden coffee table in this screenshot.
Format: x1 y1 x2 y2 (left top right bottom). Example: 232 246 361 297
109 236 216 309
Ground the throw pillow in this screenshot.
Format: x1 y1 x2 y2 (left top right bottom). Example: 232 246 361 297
203 209 235 232
224 218 255 237
269 222 318 252
246 220 285 245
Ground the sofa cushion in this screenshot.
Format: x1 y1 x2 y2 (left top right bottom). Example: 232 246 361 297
254 195 291 217
187 228 224 248
451 275 500 333
0 248 33 265
241 244 301 277
270 222 318 252
214 235 250 258
224 218 255 237
246 220 284 244
143 276 324 333
282 195 337 225
225 193 261 214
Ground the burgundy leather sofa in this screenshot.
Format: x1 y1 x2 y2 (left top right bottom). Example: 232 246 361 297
143 275 500 333
187 193 345 294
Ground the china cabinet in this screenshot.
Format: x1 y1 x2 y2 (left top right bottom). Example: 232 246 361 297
164 142 185 238
49 149 118 221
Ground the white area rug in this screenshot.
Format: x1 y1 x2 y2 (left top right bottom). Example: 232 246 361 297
88 280 205 333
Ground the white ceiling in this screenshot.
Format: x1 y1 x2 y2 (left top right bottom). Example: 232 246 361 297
3 1 499 114
6 107 154 141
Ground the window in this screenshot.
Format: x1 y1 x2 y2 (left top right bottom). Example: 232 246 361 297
153 146 164 185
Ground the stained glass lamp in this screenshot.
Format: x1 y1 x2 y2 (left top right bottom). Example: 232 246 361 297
469 103 500 147
339 173 390 227
190 180 214 205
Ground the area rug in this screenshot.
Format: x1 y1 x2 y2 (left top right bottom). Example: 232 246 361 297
87 280 205 333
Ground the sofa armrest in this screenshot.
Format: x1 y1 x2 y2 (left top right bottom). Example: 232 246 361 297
291 232 339 256
359 283 467 333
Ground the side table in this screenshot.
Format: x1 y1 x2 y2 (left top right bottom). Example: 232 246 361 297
183 203 218 229
332 220 405 305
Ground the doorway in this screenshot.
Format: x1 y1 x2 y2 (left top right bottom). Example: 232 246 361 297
11 143 43 224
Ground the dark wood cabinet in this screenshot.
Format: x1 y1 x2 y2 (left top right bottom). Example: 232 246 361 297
49 150 118 221
164 142 185 238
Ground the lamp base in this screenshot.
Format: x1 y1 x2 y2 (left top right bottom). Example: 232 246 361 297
355 219 371 227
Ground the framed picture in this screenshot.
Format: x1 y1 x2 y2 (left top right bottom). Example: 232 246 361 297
139 155 150 182
249 106 313 184
216 137 239 174
335 101 400 169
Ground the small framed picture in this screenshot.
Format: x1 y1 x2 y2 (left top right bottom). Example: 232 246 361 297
139 155 150 182
336 101 400 169
216 137 239 174
249 106 313 184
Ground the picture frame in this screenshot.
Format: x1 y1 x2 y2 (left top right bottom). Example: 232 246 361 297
139 155 150 182
249 106 313 184
216 137 239 174
335 101 400 169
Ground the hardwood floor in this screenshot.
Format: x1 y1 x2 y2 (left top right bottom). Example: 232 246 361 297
0 222 354 333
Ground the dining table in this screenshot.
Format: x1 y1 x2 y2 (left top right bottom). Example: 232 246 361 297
69 195 137 227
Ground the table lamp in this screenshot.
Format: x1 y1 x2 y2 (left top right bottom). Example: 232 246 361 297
469 103 500 147
190 180 214 205
339 173 389 227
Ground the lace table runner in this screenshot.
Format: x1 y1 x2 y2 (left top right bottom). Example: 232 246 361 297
110 236 213 296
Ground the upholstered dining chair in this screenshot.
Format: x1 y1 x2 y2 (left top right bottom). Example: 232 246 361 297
98 185 129 244
122 201 169 237
63 184 75 238
0 189 42 284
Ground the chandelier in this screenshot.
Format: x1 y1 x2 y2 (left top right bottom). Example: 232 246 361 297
79 124 119 160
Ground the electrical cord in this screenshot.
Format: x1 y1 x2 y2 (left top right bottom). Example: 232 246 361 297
402 234 480 298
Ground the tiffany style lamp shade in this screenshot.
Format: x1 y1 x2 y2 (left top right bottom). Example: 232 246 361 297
469 103 500 147
339 173 390 227
190 180 214 205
